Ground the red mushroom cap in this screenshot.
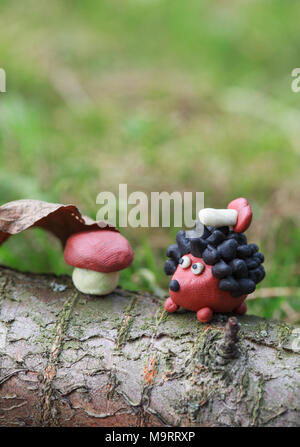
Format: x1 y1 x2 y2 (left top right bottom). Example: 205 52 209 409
64 230 134 273
227 197 252 233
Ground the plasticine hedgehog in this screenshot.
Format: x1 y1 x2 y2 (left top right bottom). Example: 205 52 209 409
164 198 265 323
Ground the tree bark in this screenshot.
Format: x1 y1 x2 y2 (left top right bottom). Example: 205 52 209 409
0 265 299 427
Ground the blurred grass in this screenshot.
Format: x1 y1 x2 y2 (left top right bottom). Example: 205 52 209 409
1 0 300 322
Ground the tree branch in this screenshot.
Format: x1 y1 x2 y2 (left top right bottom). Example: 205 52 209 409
0 265 299 427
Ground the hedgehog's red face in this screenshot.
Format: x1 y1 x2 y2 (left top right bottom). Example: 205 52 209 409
169 254 206 293
169 254 223 311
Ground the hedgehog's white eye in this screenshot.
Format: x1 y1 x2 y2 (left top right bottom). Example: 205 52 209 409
191 262 204 275
179 256 191 269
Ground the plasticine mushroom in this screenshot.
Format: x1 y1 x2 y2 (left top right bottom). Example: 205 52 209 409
198 208 238 228
227 197 252 233
64 230 134 295
198 197 252 233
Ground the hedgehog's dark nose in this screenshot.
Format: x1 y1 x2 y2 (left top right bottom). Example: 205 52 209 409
169 279 180 292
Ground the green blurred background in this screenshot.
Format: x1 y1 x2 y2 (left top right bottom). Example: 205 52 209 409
1 0 300 322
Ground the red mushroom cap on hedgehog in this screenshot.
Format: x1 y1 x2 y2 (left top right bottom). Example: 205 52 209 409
164 198 265 323
227 197 252 233
64 230 134 273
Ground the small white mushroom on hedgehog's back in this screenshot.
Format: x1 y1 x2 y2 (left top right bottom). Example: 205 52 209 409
199 208 238 228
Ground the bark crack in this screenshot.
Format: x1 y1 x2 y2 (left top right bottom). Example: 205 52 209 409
138 306 168 426
0 369 29 386
116 296 139 350
40 290 78 426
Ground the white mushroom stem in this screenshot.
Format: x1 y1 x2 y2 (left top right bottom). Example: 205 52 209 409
198 208 238 228
72 268 120 295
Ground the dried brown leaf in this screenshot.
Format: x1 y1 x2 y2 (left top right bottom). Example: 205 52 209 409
0 199 117 247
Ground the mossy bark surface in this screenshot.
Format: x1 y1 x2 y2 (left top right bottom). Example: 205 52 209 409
0 265 299 427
